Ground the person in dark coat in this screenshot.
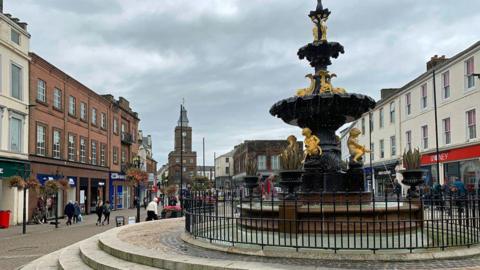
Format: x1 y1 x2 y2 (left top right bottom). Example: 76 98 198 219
102 201 111 226
64 201 75 226
95 200 103 226
73 201 81 223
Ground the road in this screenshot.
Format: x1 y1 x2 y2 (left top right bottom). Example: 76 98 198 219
0 208 147 270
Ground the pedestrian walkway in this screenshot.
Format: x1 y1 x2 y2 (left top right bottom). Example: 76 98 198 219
0 208 146 270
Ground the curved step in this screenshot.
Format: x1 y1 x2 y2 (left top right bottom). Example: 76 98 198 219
19 249 62 270
58 240 92 270
79 235 160 270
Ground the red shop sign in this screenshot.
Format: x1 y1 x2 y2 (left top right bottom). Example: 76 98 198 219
421 144 480 165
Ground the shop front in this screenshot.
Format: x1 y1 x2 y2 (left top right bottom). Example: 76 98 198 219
109 172 130 210
372 161 398 197
421 144 480 189
0 158 30 225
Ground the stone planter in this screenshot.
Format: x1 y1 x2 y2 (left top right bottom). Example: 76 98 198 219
401 169 425 199
244 176 259 198
279 170 304 200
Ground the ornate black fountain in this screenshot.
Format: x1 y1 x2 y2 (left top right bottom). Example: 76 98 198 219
270 0 375 199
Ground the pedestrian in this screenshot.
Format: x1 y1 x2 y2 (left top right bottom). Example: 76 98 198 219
73 201 81 223
64 201 75 226
146 198 159 221
133 196 138 208
102 200 111 225
96 200 103 226
143 196 148 210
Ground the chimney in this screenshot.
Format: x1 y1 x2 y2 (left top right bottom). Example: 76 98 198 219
427 55 449 70
380 88 400 100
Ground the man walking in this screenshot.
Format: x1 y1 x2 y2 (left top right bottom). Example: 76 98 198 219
146 198 159 221
64 201 75 226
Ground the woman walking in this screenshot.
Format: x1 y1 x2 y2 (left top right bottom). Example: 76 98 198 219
95 200 103 226
102 200 111 225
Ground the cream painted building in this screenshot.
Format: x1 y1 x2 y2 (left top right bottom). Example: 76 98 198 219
214 150 235 189
0 7 31 225
344 41 480 196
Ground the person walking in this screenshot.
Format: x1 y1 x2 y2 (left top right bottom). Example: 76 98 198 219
143 196 148 210
146 198 159 221
102 200 111 225
64 201 75 226
96 200 104 226
73 201 81 223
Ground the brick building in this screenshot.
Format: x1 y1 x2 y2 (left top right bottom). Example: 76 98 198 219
28 53 140 217
232 140 303 186
168 105 197 187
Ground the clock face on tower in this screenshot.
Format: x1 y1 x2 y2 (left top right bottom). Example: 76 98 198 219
182 132 187 137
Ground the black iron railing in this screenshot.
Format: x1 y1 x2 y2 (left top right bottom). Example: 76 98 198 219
184 190 480 252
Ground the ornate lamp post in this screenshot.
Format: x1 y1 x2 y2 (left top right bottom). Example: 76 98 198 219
52 169 64 228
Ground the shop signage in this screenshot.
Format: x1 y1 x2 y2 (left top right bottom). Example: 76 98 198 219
378 170 392 176
110 173 126 180
421 144 480 165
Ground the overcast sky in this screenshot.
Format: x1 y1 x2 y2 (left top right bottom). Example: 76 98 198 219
7 0 480 167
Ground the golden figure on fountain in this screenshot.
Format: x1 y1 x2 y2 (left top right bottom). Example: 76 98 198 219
302 128 322 159
348 128 370 163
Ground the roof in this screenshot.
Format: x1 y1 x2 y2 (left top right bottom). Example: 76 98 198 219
178 105 189 127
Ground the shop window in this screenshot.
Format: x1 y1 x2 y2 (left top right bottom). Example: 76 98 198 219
460 160 480 188
444 162 460 184
466 109 477 140
442 118 451 145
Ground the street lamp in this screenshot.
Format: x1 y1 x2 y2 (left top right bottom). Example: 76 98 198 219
53 169 64 228
132 155 142 223
17 164 32 234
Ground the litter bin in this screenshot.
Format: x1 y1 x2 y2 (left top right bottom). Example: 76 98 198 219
0 210 11 229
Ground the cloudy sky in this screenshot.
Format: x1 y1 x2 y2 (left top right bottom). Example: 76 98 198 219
7 0 480 166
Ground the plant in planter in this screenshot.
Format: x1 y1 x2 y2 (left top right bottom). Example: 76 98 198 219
244 156 259 198
126 168 149 187
401 148 424 198
8 176 25 189
279 135 304 199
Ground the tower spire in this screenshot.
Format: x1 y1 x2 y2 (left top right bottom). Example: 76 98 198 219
178 104 189 127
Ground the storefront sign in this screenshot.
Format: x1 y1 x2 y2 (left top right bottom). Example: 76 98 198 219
110 173 126 180
421 144 480 165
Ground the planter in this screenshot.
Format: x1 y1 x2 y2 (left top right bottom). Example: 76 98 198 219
401 169 425 199
279 170 304 200
243 176 259 198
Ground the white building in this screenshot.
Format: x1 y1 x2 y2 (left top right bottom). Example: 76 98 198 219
344 41 480 195
0 6 31 225
214 150 235 189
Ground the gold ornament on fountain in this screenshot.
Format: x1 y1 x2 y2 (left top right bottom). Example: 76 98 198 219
320 16 328 42
317 71 347 94
348 128 370 163
296 74 316 97
280 135 303 170
302 128 322 158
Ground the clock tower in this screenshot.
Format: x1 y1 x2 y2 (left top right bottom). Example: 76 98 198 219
168 105 197 186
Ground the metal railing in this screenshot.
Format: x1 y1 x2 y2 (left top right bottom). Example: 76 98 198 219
184 190 480 252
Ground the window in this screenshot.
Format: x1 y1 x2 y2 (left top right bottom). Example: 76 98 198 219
379 108 384 128
121 122 126 133
92 108 97 125
68 134 76 161
370 143 374 161
53 130 61 159
11 63 22 100
37 79 46 102
80 137 87 163
465 57 475 89
113 147 118 164
9 117 22 152
406 131 412 151
467 109 477 140
100 144 106 166
36 124 46 156
405 93 411 116
379 139 385 159
113 118 118 134
225 167 230 175
80 102 87 121
421 84 428 109
442 71 450 99
389 102 395 123
91 141 97 165
68 96 76 116
442 118 451 145
225 157 230 163
121 148 126 163
101 113 107 129
422 125 428 149
390 136 396 157
271 155 280 170
175 157 180 163
257 155 266 170
11 29 20 45
53 88 62 109
361 118 365 134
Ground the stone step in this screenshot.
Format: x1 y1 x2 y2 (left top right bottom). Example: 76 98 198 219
79 235 160 270
58 240 93 270
19 249 62 270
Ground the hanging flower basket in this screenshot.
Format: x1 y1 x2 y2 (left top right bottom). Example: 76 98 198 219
126 168 149 187
8 176 25 189
44 180 59 195
58 179 69 190
26 177 41 192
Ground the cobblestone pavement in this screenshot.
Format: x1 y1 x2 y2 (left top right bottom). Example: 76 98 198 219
121 220 480 270
0 208 146 270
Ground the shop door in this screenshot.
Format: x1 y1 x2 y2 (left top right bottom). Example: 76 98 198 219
116 185 123 209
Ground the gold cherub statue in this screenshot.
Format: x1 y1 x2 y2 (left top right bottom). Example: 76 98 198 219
348 128 370 163
302 128 322 158
317 71 347 94
296 74 316 97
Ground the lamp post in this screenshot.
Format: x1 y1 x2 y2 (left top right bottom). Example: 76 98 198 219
53 169 64 228
18 163 32 234
132 156 142 223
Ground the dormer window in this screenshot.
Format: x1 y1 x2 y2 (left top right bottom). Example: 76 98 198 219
11 29 20 45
